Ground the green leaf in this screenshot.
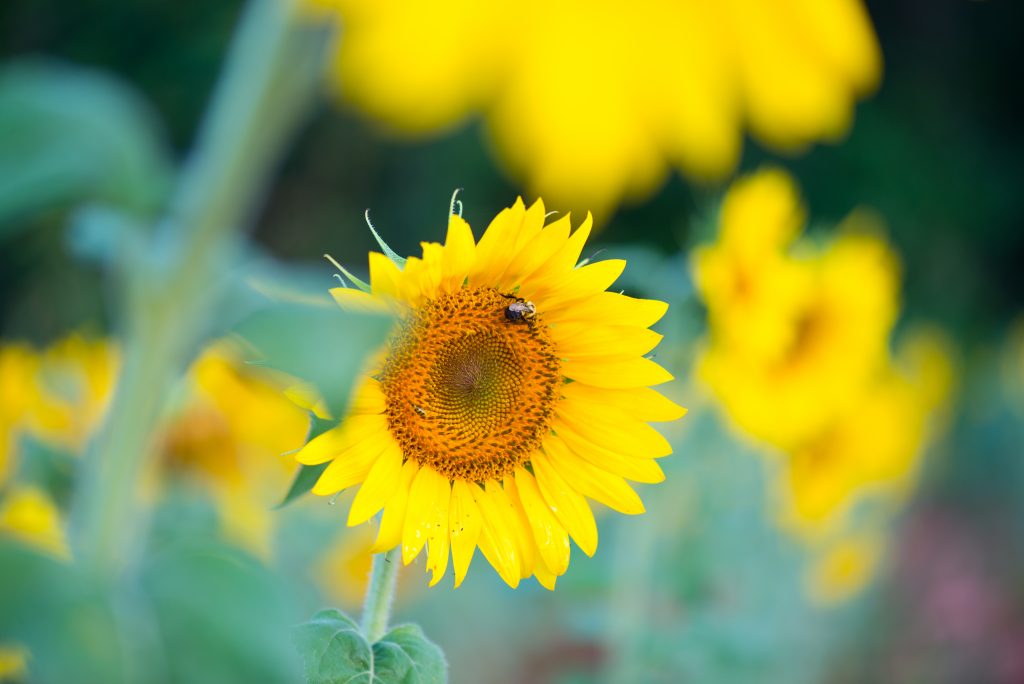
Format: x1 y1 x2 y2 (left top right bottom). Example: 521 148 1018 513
0 542 123 683
0 59 171 235
278 415 338 507
373 624 447 684
279 463 327 509
294 609 374 684
139 539 301 684
294 610 448 684
233 301 392 419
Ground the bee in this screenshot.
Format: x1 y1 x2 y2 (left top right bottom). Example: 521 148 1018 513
411 404 427 418
502 294 536 323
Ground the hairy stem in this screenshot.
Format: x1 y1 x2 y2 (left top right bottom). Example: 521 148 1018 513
361 551 401 642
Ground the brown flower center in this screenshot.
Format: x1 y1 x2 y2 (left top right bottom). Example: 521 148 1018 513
380 287 561 481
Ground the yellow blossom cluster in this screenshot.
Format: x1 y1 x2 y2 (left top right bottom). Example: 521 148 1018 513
0 335 372 597
303 0 881 216
693 169 955 603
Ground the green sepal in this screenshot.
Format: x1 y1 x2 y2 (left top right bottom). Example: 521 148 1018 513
365 210 407 268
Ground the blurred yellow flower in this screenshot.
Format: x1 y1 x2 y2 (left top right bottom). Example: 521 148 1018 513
158 346 310 558
805 529 883 605
0 486 69 559
303 197 683 589
777 331 955 538
22 334 118 454
306 0 881 215
692 169 809 363
694 169 956 604
0 644 29 682
0 344 38 484
695 173 899 449
314 523 376 609
1 334 313 560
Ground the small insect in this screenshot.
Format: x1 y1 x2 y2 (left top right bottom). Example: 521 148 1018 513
412 404 427 418
502 295 536 323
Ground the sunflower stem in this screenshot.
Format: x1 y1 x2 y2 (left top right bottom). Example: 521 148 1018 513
70 0 328 577
361 551 400 642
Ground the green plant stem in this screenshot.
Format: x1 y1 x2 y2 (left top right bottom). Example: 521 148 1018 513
361 552 400 642
71 0 329 577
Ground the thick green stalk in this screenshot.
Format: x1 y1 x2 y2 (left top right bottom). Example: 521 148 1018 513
71 0 328 576
361 552 401 643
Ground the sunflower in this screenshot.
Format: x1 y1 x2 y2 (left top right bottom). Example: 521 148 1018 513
694 171 900 449
777 330 954 539
804 529 884 605
157 345 309 558
304 0 880 215
297 197 684 588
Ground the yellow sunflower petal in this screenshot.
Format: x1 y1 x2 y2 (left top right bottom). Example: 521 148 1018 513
544 291 668 328
543 438 646 515
555 401 673 458
420 242 445 297
370 460 419 553
490 478 535 578
541 213 594 277
397 255 428 306
425 476 452 586
329 287 391 313
296 413 388 465
347 439 404 525
530 451 599 556
329 286 389 313
369 251 403 298
470 198 528 286
446 481 481 589
511 468 570 576
561 356 673 388
441 214 476 290
500 214 573 288
471 481 522 588
448 479 483 588
528 259 627 310
553 419 667 484
402 466 446 564
311 432 391 495
533 563 557 590
347 377 386 416
550 323 663 360
560 383 687 422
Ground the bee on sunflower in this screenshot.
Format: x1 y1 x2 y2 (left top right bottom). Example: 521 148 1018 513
297 195 685 589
